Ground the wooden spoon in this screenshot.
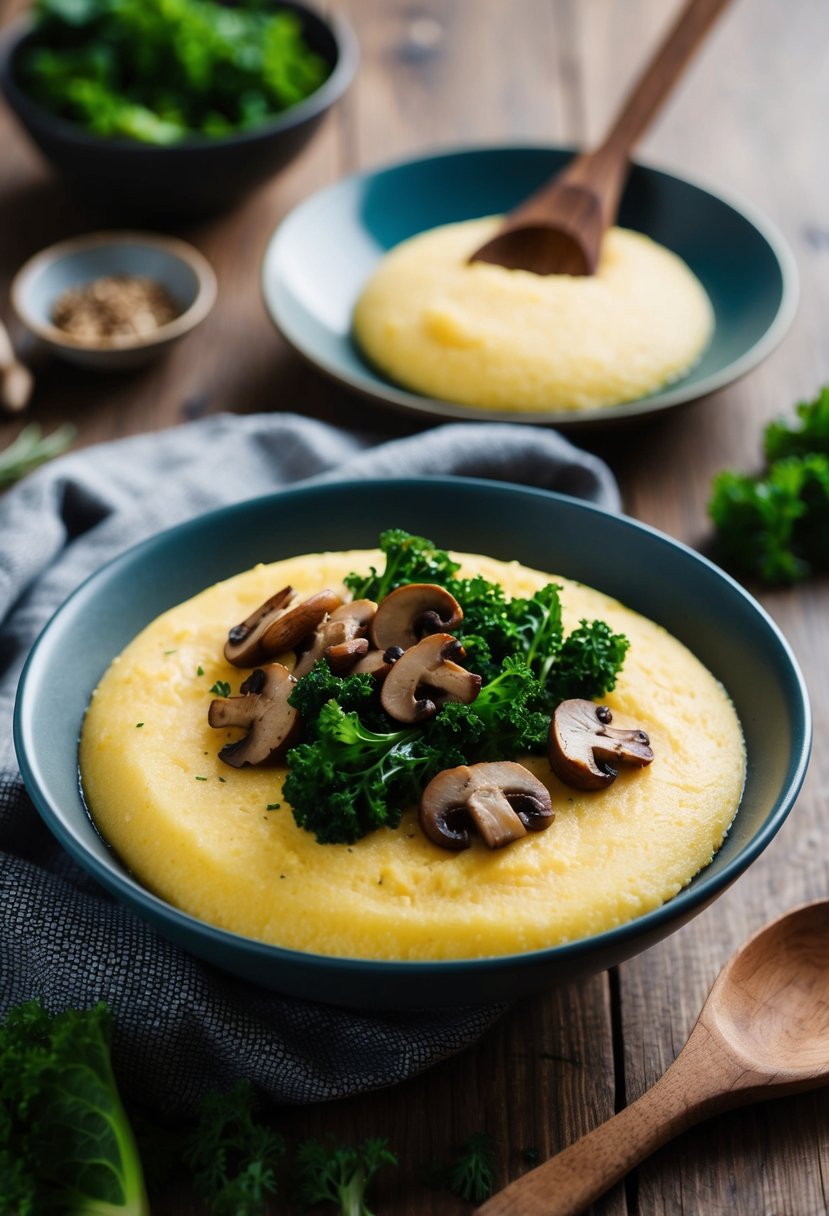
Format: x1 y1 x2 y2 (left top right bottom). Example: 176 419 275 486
0 318 33 413
477 900 829 1216
469 0 734 276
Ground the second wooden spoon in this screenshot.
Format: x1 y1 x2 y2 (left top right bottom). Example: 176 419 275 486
476 899 829 1215
470 0 734 276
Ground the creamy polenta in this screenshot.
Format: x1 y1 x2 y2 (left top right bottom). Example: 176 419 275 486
80 550 744 961
353 219 714 412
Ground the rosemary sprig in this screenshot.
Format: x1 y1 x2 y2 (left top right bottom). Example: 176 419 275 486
0 423 75 489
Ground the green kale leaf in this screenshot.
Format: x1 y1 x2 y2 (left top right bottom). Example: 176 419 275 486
344 528 461 602
23 0 329 144
0 1000 149 1215
709 453 829 584
710 385 829 584
281 530 629 846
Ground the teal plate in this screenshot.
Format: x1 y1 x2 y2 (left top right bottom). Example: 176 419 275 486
14 480 811 1008
262 145 798 427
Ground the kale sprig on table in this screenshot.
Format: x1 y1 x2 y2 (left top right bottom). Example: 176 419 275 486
709 385 829 584
283 530 629 844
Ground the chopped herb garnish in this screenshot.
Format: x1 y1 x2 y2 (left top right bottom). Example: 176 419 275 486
163 649 177 656
266 803 281 811
195 776 208 782
210 680 231 697
445 1132 496 1203
196 665 204 677
135 722 144 728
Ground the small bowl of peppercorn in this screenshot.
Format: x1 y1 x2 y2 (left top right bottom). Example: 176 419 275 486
10 230 217 370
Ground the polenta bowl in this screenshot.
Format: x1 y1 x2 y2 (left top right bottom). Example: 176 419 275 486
14 479 811 1009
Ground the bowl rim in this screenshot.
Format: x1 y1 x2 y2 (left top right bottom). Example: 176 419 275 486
261 143 800 429
10 229 218 353
13 476 814 985
0 2 358 152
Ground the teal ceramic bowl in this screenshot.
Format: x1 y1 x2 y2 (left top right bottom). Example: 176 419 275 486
262 146 798 427
14 479 811 1009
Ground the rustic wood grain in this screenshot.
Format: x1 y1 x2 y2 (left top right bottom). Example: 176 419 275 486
2 1 828 1213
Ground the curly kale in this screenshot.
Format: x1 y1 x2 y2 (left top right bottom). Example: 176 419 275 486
709 385 829 584
281 531 629 845
444 1131 497 1204
344 528 461 601
283 701 459 844
183 1081 285 1216
0 1000 149 1216
764 384 829 462
21 0 329 144
292 1136 397 1216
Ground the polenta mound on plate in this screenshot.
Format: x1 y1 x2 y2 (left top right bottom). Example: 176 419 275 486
80 539 744 962
352 219 714 413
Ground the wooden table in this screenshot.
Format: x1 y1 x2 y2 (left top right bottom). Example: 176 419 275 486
2 1 828 1212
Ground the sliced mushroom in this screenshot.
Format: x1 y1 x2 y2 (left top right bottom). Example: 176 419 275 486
260 588 344 656
207 663 300 767
380 633 482 723
548 699 654 790
349 644 404 681
223 585 295 666
419 761 554 850
293 599 377 679
370 583 463 651
326 637 371 674
224 587 343 667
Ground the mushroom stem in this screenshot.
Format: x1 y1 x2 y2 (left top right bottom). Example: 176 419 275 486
466 784 529 848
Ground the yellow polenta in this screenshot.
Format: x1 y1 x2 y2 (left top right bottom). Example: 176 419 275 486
80 550 744 961
352 219 714 412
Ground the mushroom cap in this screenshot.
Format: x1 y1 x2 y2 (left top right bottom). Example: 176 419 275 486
380 632 482 723
260 588 343 655
548 699 654 790
370 583 463 652
419 761 554 850
223 585 295 667
208 663 300 767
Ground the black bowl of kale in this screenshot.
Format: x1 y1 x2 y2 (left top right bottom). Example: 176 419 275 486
0 0 357 217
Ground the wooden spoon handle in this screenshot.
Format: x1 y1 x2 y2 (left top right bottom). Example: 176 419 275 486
535 0 735 240
0 319 33 413
598 0 735 161
476 1022 747 1216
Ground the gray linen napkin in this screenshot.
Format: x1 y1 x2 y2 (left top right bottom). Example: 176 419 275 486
0 411 619 1114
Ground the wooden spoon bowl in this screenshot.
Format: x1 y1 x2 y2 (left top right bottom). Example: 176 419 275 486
712 901 829 1075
